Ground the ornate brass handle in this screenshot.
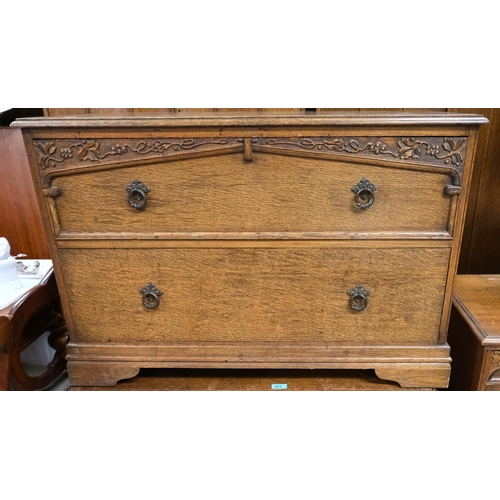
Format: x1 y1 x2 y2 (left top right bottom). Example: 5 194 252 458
347 284 371 311
139 283 163 309
352 177 377 209
126 179 151 209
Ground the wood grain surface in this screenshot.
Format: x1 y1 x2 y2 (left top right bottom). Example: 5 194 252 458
454 108 500 273
52 152 452 235
59 247 450 345
68 368 420 391
453 108 495 273
448 275 500 390
15 110 487 128
452 275 500 340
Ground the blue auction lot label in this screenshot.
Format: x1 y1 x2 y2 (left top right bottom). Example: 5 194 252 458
271 383 288 390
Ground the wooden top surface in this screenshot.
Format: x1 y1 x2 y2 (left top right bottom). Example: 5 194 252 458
453 275 500 344
11 110 488 128
0 266 54 318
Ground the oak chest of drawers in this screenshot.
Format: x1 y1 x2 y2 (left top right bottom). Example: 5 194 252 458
14 111 487 388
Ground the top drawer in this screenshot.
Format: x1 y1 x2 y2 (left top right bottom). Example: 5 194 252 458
48 149 454 238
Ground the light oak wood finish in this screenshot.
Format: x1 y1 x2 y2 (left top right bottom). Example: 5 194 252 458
448 275 500 390
59 247 449 344
23 110 484 128
51 154 453 236
13 111 486 389
36 103 487 266
43 108 305 117
69 368 427 391
65 361 452 389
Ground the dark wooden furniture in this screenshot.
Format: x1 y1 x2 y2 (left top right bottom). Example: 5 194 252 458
448 274 500 390
0 271 68 390
452 108 500 274
0 127 50 259
14 111 487 389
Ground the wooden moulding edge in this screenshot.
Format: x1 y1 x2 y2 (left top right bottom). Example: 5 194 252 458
66 342 452 364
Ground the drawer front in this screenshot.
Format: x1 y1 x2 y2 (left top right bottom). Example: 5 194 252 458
59 247 450 345
52 152 453 236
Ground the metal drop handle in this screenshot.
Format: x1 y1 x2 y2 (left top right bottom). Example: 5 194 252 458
352 177 377 209
139 283 163 310
126 179 151 209
347 284 371 311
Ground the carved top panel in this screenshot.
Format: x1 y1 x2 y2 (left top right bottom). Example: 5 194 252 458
33 136 468 187
34 138 242 170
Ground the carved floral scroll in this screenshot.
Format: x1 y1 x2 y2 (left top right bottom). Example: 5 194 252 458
34 138 239 170
34 135 468 188
258 137 467 166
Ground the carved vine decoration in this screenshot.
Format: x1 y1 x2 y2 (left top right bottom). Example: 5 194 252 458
490 351 500 372
34 138 234 170
34 136 468 188
264 137 467 166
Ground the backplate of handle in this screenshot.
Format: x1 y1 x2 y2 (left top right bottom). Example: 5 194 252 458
126 179 151 209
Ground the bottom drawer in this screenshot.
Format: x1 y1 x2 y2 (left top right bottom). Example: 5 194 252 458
59 247 450 345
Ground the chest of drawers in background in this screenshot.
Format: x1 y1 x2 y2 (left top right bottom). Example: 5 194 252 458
448 274 500 390
13 111 487 388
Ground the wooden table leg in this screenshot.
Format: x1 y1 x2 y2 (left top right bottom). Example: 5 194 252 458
0 316 12 391
6 275 68 391
9 303 68 391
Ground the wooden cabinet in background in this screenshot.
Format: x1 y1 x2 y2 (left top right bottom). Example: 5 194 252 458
452 108 500 275
0 127 49 259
